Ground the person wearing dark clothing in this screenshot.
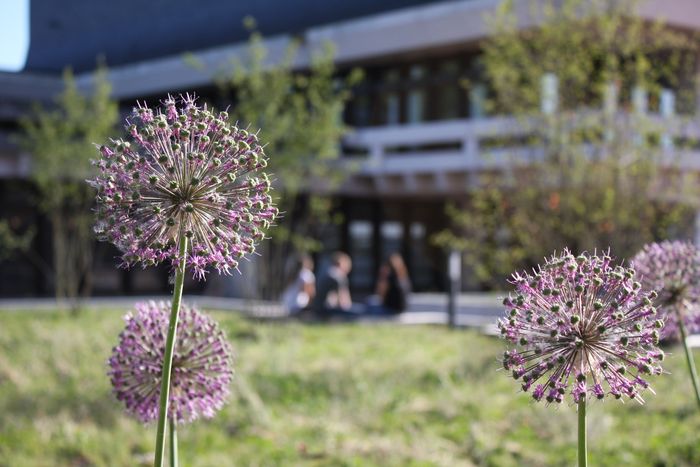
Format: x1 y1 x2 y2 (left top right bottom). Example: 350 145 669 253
311 252 353 320
376 253 411 314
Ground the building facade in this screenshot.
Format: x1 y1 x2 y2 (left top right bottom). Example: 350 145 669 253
1 0 699 297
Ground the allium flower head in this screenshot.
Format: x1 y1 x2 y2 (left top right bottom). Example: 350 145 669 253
631 240 700 341
499 250 664 404
108 301 234 424
89 94 277 279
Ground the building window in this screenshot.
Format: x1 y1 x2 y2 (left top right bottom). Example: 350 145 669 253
409 222 432 290
469 84 487 119
384 94 401 125
435 60 461 120
344 54 487 127
348 220 374 289
437 86 460 120
353 95 371 127
379 68 402 125
407 65 426 124
380 221 403 259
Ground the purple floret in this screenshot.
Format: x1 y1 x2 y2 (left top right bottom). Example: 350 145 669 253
499 250 663 404
108 301 234 424
89 94 277 280
632 240 700 342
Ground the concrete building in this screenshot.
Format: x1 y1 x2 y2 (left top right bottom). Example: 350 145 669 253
1 0 699 296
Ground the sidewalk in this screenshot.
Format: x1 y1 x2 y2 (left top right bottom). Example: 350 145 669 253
0 292 503 331
361 293 502 334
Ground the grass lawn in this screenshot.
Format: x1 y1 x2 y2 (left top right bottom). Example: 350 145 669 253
0 308 699 466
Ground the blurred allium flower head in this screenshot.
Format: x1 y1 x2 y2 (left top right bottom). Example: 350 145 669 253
631 240 700 341
499 250 664 404
108 301 234 424
89 94 277 279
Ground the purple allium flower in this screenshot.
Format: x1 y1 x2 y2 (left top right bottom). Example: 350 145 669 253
108 301 234 424
499 250 664 404
631 240 700 342
89 94 277 279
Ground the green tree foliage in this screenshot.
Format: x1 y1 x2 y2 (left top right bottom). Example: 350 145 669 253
435 0 698 289
18 66 118 304
0 220 34 261
217 23 361 298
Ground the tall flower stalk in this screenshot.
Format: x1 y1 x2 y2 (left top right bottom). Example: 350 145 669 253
155 236 187 467
499 250 663 466
632 240 700 408
91 95 276 466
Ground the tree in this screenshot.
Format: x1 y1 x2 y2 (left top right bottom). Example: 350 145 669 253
0 220 34 261
216 22 361 299
18 66 118 305
435 0 699 289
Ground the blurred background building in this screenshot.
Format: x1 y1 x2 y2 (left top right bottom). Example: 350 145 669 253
1 0 699 297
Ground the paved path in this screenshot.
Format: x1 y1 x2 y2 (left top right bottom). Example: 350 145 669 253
0 292 503 330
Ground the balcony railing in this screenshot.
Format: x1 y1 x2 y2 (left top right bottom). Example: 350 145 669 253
342 112 700 176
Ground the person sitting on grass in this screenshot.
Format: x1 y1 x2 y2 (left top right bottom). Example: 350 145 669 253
311 251 353 321
281 254 316 316
365 253 412 315
376 253 411 314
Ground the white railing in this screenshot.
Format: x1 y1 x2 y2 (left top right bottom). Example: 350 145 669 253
342 113 700 175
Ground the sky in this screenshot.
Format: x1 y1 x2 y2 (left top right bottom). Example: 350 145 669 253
0 0 30 72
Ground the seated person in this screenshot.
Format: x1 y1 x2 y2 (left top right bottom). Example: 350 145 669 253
311 252 353 320
281 255 315 315
372 253 411 314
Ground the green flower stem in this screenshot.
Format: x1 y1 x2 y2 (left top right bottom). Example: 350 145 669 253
578 399 587 467
169 418 178 467
153 235 188 467
677 310 700 409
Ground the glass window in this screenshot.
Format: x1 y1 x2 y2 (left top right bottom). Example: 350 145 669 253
348 221 374 289
407 91 424 124
353 95 371 127
436 60 461 120
469 84 487 119
409 222 432 290
439 60 460 77
381 221 403 259
385 93 400 125
410 65 426 81
381 69 401 125
437 86 460 120
407 65 426 124
385 69 401 82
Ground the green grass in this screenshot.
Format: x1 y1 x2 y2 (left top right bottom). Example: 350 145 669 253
0 309 699 466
